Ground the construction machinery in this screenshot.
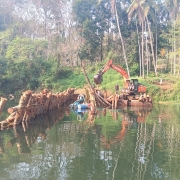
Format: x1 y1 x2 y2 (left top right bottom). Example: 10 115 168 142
94 59 146 94
94 60 152 107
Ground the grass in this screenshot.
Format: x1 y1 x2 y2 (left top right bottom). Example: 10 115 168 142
38 64 180 104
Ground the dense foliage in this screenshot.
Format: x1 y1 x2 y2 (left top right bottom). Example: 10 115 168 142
0 0 180 102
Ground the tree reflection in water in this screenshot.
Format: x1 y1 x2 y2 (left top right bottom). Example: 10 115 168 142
1 105 180 180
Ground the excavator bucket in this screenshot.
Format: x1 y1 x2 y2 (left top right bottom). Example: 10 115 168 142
94 73 103 84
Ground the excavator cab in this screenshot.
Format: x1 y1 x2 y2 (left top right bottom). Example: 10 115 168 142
131 79 146 93
131 79 139 93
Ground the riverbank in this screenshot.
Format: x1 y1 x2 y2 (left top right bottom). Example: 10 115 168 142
1 64 179 104
74 73 178 104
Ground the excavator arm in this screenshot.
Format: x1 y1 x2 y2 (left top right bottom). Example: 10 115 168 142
94 59 129 86
94 59 146 93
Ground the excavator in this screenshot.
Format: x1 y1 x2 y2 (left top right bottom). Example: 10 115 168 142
94 59 146 94
94 60 152 107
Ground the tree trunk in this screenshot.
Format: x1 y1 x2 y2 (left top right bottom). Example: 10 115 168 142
145 22 148 77
115 3 130 78
0 97 7 113
146 17 157 76
155 11 158 70
100 39 103 62
141 22 144 78
56 53 61 74
173 20 176 74
136 21 142 77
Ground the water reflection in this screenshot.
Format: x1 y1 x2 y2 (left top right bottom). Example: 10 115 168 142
0 105 180 180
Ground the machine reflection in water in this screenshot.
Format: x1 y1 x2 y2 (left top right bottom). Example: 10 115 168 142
3 107 178 180
0 106 152 155
97 106 152 149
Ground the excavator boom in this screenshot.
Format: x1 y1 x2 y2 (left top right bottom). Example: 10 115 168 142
94 59 146 93
94 60 129 85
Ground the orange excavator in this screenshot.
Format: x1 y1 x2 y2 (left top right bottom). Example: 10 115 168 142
94 59 146 94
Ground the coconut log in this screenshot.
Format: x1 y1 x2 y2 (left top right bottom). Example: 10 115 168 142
14 111 23 126
95 92 112 107
19 90 32 107
82 67 112 108
0 97 7 112
0 120 9 128
8 106 21 114
6 112 16 123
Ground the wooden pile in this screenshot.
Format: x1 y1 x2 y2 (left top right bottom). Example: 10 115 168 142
0 97 7 113
82 67 112 110
0 88 75 129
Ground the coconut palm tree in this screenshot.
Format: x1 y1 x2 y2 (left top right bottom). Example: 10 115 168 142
99 0 130 77
127 0 157 77
114 1 130 77
145 16 157 76
127 0 146 78
164 0 180 74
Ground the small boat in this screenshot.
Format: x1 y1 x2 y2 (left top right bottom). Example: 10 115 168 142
70 102 91 110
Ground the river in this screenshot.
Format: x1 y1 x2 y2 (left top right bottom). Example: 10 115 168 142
0 101 180 180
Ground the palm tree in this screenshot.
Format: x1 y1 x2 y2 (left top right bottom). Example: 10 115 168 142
164 0 180 74
136 21 142 76
127 0 146 78
145 15 157 76
114 1 130 77
99 0 130 77
127 0 157 77
111 0 130 77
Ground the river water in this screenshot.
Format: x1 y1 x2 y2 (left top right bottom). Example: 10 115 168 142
0 102 180 180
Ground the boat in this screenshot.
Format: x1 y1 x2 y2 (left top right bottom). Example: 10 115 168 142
70 94 91 110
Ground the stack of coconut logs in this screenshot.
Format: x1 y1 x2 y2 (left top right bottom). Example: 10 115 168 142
0 88 75 129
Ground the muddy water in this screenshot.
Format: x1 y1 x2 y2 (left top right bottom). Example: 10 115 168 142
0 103 180 180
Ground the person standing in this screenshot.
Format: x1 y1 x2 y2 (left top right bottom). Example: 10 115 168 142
115 84 119 94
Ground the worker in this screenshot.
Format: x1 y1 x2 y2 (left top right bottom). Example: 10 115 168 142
146 95 152 103
129 82 134 91
158 116 162 123
115 84 119 94
139 93 144 102
77 94 85 104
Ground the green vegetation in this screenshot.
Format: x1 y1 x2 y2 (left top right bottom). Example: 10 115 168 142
0 0 180 103
0 57 179 103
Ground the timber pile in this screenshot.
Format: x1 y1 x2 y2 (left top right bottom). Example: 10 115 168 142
82 67 112 110
0 88 75 129
84 85 111 108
